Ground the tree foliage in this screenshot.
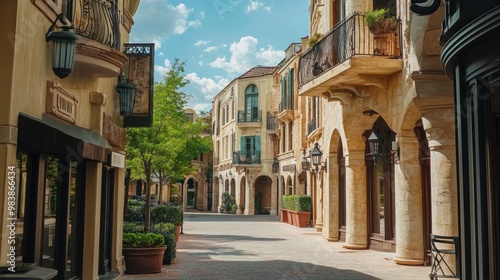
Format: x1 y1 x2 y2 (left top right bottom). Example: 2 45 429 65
126 58 212 231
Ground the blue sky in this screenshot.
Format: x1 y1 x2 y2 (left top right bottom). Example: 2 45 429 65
130 0 309 112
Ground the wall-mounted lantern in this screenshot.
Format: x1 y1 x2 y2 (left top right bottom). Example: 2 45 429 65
115 77 136 116
46 13 77 79
302 143 327 172
367 131 380 163
272 159 279 173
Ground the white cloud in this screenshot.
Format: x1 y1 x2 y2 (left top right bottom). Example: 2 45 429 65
185 72 229 99
246 1 272 13
131 1 200 43
209 36 284 74
194 103 212 112
195 40 209 46
154 59 172 80
204 46 218 52
198 61 203 67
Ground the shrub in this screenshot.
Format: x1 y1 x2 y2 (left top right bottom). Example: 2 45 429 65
122 232 164 248
308 32 322 47
124 202 145 223
123 222 145 233
230 204 238 214
281 195 289 210
221 192 236 213
298 195 312 212
151 205 183 226
289 195 299 211
365 8 389 27
152 223 177 264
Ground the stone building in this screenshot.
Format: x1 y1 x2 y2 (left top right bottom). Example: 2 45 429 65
212 66 277 215
298 0 457 266
0 0 152 278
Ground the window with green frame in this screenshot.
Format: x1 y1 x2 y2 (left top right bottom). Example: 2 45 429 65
245 84 259 121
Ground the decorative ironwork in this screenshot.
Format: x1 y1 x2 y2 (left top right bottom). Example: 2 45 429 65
410 0 441 15
237 109 262 123
72 0 120 50
266 112 278 130
298 13 402 86
232 151 261 165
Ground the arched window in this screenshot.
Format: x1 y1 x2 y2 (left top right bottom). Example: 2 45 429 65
244 84 259 121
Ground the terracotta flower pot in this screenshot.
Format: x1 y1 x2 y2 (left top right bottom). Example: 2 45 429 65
280 209 288 223
296 211 311 227
286 210 293 225
175 225 181 242
123 246 166 274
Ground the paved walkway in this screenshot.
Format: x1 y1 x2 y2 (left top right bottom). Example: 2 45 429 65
120 211 430 280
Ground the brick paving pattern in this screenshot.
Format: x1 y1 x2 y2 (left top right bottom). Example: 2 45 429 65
120 211 430 280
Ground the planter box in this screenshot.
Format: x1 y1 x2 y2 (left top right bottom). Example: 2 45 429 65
175 225 181 242
123 246 166 274
286 209 293 225
290 211 299 226
280 209 288 223
296 211 311 227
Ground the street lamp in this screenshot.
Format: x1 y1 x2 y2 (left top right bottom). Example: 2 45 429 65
367 131 380 163
302 143 327 172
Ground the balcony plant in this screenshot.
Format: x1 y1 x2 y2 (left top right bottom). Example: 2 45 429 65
365 8 397 34
122 232 166 274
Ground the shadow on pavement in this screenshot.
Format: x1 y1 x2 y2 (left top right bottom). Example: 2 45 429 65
184 212 280 223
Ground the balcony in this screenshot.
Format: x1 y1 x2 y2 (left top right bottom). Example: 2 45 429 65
71 0 127 77
266 112 279 136
237 109 262 128
298 13 402 101
233 151 261 165
277 98 294 122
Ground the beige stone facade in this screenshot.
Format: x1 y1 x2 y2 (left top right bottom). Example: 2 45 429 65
0 0 145 278
295 0 458 266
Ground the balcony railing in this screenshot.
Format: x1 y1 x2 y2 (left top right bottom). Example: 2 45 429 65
307 118 317 135
266 112 278 130
233 151 261 165
237 109 262 123
299 12 402 86
72 0 121 50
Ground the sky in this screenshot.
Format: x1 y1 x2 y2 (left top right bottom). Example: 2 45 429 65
130 0 310 113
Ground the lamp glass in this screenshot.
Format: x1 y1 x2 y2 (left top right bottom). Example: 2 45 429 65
49 27 77 79
311 143 322 166
368 131 380 155
116 81 136 116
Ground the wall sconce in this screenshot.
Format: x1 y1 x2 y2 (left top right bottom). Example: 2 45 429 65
302 143 327 172
46 13 77 79
115 74 136 116
301 149 310 172
272 159 279 173
391 136 400 162
367 131 380 163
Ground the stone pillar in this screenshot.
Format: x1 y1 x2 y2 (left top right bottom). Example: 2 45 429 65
314 170 324 232
422 107 458 236
323 154 340 241
82 161 102 280
346 0 371 13
270 175 278 216
344 150 368 249
394 132 424 265
112 167 125 274
244 175 255 215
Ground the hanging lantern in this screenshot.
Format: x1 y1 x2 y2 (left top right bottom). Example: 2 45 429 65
368 131 380 156
311 142 323 167
46 14 77 79
116 80 136 116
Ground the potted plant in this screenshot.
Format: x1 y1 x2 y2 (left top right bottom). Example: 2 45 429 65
122 232 166 274
296 195 312 227
365 8 397 34
286 195 294 225
280 195 289 223
289 195 300 226
152 205 183 242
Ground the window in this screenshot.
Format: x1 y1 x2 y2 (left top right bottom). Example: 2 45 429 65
289 122 293 151
245 84 259 121
241 136 261 163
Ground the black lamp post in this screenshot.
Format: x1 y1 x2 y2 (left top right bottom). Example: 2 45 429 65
46 13 77 79
116 79 136 116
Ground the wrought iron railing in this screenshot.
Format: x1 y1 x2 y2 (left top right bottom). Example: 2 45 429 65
307 118 317 135
299 12 402 86
72 0 121 50
266 112 278 130
233 151 261 165
237 109 262 123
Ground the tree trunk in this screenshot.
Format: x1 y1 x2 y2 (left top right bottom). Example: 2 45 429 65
144 162 152 232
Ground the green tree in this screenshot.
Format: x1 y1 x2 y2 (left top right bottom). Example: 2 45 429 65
126 58 212 231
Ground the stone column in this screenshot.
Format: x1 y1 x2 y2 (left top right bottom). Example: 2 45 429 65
344 150 368 249
112 167 125 274
244 174 255 215
422 107 458 236
394 132 424 265
323 154 340 241
314 170 324 232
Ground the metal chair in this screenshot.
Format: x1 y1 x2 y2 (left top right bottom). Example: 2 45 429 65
429 234 460 279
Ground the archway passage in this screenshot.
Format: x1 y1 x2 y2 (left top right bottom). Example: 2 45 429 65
186 178 197 209
239 176 246 214
254 176 272 215
338 138 346 241
366 116 396 251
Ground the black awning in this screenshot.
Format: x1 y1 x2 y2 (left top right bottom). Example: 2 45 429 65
17 113 110 162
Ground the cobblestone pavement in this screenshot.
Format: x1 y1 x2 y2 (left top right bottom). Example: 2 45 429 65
120 211 430 280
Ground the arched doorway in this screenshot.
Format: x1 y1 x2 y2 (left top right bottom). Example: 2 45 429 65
286 175 293 195
230 178 236 196
366 116 396 250
239 176 246 214
186 178 197 209
338 138 347 241
254 176 272 215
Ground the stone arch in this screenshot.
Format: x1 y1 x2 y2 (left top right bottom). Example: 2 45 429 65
230 178 236 196
254 175 273 215
324 129 343 241
239 176 246 214
286 175 293 195
224 178 229 193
